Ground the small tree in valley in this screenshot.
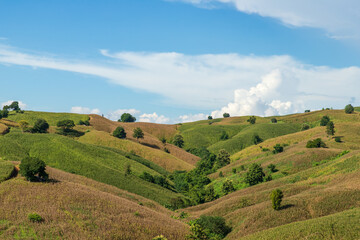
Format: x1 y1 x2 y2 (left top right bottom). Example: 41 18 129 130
222 179 235 195
19 156 48 182
173 134 184 148
245 163 265 186
133 127 144 142
326 121 335 136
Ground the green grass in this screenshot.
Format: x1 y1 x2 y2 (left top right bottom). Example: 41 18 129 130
0 160 14 182
241 207 360 240
6 111 89 126
180 124 246 149
0 131 184 205
208 123 301 154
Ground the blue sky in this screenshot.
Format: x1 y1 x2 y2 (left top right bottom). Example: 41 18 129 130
1 0 360 123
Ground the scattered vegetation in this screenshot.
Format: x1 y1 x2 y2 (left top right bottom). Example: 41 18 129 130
271 118 277 123
28 213 44 223
133 127 144 141
326 121 335 135
19 156 49 182
306 138 326 148
247 116 256 124
173 134 185 148
270 189 283 210
272 144 283 154
187 215 232 240
113 126 126 139
244 163 265 186
31 119 49 133
320 115 330 126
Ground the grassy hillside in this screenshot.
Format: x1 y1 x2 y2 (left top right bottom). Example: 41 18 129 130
0 130 185 205
241 207 360 240
6 110 89 126
0 123 9 135
208 123 301 154
0 160 14 182
0 166 189 240
79 130 194 172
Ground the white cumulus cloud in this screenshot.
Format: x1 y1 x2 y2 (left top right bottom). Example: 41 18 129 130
177 113 208 123
71 106 101 115
107 109 141 121
139 112 170 124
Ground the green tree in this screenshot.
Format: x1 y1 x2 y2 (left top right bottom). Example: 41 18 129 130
18 120 29 133
320 115 330 126
9 101 20 111
31 119 49 133
196 215 232 239
214 149 230 169
247 116 256 124
345 104 354 114
306 138 326 148
326 121 335 136
223 113 230 118
186 221 208 240
253 134 262 145
113 126 126 139
208 116 213 120
19 156 48 182
132 127 144 141
119 113 136 122
222 179 235 195
271 118 277 123
301 123 310 131
270 189 283 210
272 144 284 154
267 164 277 173
56 119 75 131
220 131 229 140
125 164 132 176
0 109 9 118
245 163 265 186
173 134 184 148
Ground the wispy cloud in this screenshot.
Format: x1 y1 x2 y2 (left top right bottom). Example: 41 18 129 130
71 106 101 115
1 44 360 119
172 0 360 40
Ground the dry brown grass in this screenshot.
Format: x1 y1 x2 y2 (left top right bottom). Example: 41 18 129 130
0 166 189 239
0 123 9 135
89 114 200 165
79 130 194 171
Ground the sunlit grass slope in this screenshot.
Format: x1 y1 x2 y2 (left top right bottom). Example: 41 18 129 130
0 166 189 240
0 159 14 182
0 123 9 135
0 131 184 205
79 130 194 172
6 110 89 126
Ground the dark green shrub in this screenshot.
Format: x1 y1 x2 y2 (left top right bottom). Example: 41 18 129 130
232 168 237 174
265 175 272 182
125 164 132 176
220 131 229 140
306 138 326 148
335 136 341 142
31 119 49 133
272 144 283 154
140 171 155 183
326 121 335 136
247 116 256 124
173 134 184 148
208 116 213 120
270 189 283 210
253 134 262 145
262 148 270 152
271 118 277 123
133 127 144 141
113 126 126 139
320 115 330 126
223 113 230 118
159 136 167 144
345 104 354 114
219 171 224 177
304 110 310 113
57 119 75 130
222 179 235 195
78 119 90 126
196 215 232 239
152 235 168 240
214 149 230 169
164 147 170 153
19 157 48 182
28 213 44 223
301 123 310 131
267 164 277 173
244 163 265 186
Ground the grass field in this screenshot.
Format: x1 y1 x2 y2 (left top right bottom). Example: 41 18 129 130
0 167 189 240
79 130 194 172
6 111 89 126
0 123 9 135
0 130 186 205
0 160 14 182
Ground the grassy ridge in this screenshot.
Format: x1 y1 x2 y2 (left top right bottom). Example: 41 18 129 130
241 207 360 240
0 160 14 182
0 168 189 240
0 131 184 205
0 123 9 135
79 130 194 172
208 123 301 154
6 111 89 126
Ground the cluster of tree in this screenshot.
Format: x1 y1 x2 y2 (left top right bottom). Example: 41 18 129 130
306 138 326 148
0 108 9 119
186 215 232 240
247 116 256 124
31 119 49 133
172 134 184 148
78 119 90 126
272 144 284 154
56 119 84 137
139 171 172 190
3 101 24 113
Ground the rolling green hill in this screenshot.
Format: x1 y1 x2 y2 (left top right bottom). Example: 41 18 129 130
0 130 185 205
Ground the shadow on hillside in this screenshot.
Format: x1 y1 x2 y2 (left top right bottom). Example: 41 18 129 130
280 204 295 210
140 142 160 149
46 178 61 184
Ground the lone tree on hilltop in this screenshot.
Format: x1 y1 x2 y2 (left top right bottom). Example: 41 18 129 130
9 101 21 111
119 113 136 122
56 119 75 131
208 116 213 120
247 116 256 124
19 120 29 133
271 118 277 123
31 119 49 133
113 126 126 139
270 189 283 210
133 127 144 142
173 134 184 148
245 163 265 186
19 156 48 182
326 121 335 136
223 113 230 118
345 104 354 114
320 115 330 126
